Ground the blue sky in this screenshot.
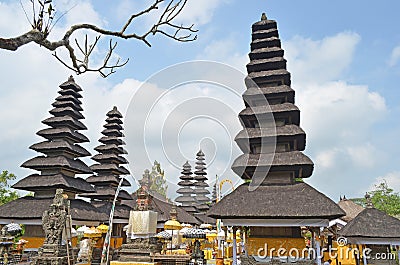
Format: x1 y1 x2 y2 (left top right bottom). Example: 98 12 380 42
1 0 400 201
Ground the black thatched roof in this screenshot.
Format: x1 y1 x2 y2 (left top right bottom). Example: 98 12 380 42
59 75 83 91
58 88 82 98
49 107 84 120
14 76 93 200
99 136 125 145
84 187 132 200
81 106 132 204
30 140 91 157
91 201 132 220
194 213 216 225
42 116 87 130
250 37 281 50
337 199 364 222
90 164 129 174
0 196 107 222
246 57 286 73
86 175 130 186
239 103 299 116
107 106 123 118
207 182 345 219
243 85 294 97
247 69 291 86
339 207 400 238
55 95 82 105
12 174 94 193
235 125 305 142
232 151 314 178
152 197 199 224
52 99 83 111
193 150 210 212
37 128 89 143
22 156 92 174
249 47 283 60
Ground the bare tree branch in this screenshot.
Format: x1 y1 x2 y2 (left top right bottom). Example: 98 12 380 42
0 0 197 77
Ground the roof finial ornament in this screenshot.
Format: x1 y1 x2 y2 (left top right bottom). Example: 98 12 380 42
365 192 373 208
68 75 74 82
261 13 267 21
340 195 343 201
343 195 347 200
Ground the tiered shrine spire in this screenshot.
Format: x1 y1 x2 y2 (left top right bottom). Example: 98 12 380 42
13 76 94 198
83 106 132 204
175 161 196 213
208 13 344 225
232 13 313 184
193 150 210 212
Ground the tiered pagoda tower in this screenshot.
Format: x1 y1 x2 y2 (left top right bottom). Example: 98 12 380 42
193 150 210 212
175 161 197 213
82 106 133 224
0 76 106 246
13 76 94 198
208 14 344 259
84 107 132 202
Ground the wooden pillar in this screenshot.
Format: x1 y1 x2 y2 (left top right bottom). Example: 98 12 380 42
232 227 238 265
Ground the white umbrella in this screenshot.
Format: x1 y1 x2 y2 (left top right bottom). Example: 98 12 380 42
156 230 172 239
76 225 89 235
5 222 22 236
183 228 206 239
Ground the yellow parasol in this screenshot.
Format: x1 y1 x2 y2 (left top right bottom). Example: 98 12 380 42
83 227 102 238
96 224 109 233
164 219 182 230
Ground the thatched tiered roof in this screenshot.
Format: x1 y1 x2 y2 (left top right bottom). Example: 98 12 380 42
82 106 133 219
0 76 106 223
339 207 400 243
82 106 131 220
12 76 94 195
229 15 312 182
175 161 197 213
193 150 210 212
337 198 364 222
0 196 107 222
208 14 343 223
208 183 344 220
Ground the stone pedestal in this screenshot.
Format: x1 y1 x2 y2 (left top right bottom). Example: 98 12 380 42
32 244 73 265
117 237 162 262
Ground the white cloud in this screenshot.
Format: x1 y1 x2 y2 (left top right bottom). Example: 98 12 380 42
281 31 389 199
346 143 377 168
197 38 248 72
370 172 400 192
314 149 339 169
285 32 361 84
388 45 400 66
173 0 229 26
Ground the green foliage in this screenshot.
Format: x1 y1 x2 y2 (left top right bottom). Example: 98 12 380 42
0 171 19 205
369 181 400 216
149 161 168 198
352 181 400 217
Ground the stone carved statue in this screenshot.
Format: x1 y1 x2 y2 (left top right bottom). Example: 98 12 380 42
42 189 68 245
33 189 73 265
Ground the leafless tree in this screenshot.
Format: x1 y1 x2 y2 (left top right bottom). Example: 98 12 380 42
0 0 197 77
